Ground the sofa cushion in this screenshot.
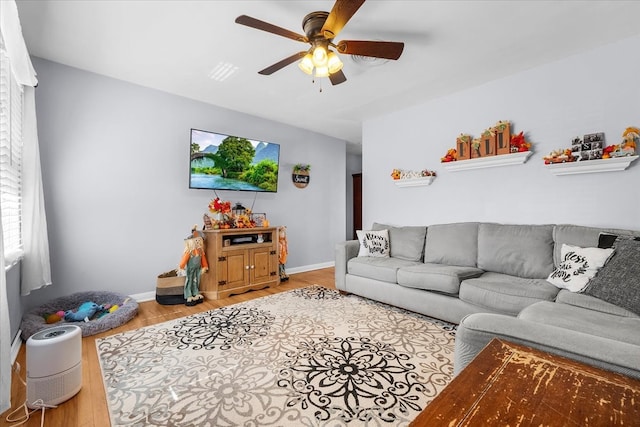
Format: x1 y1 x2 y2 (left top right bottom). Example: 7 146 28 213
356 229 390 257
478 223 554 279
424 222 479 267
459 272 559 316
583 237 640 316
347 256 419 284
519 301 640 346
396 263 484 295
552 224 640 266
546 244 614 292
555 290 639 318
372 223 427 261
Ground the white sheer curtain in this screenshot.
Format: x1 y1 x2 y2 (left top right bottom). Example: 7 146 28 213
0 214 9 415
21 86 51 295
1 0 48 413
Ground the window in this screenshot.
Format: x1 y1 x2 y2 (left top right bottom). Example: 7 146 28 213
0 43 24 263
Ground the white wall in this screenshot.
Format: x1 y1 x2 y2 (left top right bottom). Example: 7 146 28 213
362 35 640 231
27 57 346 309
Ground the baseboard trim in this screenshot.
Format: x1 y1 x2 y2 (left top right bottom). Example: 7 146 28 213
286 261 334 275
129 263 335 302
130 291 157 303
11 329 22 364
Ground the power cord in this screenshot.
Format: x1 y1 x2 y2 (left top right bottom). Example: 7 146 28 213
4 362 56 427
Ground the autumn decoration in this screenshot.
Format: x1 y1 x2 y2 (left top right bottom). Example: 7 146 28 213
391 169 436 180
441 121 530 163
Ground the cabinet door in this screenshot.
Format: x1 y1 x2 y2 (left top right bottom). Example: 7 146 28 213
222 249 249 289
250 247 275 285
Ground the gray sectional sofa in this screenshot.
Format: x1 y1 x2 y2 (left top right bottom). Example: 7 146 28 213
335 222 640 379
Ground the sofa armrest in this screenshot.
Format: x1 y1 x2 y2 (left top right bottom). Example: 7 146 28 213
335 240 360 291
454 313 640 380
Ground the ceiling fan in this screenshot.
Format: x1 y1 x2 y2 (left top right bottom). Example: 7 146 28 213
235 0 404 85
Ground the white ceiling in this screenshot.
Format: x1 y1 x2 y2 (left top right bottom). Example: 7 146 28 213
15 0 640 153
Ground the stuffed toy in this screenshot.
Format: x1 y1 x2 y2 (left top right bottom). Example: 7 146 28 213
64 301 102 322
278 226 289 281
43 310 66 324
179 225 208 306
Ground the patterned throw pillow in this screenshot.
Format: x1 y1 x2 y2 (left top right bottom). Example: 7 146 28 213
356 229 390 258
584 237 640 315
546 244 614 292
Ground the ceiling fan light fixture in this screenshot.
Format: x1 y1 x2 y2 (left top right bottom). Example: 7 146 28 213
298 53 314 75
312 46 328 67
314 66 330 78
327 51 343 74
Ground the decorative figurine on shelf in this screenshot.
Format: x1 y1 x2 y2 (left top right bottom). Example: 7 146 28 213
278 226 289 282
618 127 638 156
603 127 639 159
510 131 531 152
179 225 208 306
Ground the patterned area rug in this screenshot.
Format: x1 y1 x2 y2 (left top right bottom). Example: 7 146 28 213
96 286 456 426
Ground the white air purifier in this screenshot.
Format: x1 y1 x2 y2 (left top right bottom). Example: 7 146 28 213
26 324 82 409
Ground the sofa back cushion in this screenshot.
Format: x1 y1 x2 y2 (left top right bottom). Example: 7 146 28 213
477 223 554 279
372 223 427 262
553 224 640 266
424 222 479 267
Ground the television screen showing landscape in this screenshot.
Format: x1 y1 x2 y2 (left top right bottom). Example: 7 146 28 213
189 128 280 192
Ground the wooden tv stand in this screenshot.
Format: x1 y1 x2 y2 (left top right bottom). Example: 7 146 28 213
200 227 280 300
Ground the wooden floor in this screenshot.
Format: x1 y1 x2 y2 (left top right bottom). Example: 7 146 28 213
1 268 335 427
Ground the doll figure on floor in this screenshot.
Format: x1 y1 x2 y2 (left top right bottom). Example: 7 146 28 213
179 225 209 306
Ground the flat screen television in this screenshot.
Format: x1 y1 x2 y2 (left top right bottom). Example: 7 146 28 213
189 128 280 192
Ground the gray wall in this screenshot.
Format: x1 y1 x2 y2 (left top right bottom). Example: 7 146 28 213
362 35 640 231
19 57 346 311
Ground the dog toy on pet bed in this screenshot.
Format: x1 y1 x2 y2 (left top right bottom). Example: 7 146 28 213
43 310 66 324
64 301 102 322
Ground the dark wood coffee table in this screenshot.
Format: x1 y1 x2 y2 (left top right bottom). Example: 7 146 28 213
411 338 640 426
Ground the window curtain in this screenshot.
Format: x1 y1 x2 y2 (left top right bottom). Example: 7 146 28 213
21 86 51 295
1 0 46 413
0 215 9 415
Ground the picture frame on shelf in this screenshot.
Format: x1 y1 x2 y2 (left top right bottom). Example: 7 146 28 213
579 132 605 161
251 213 267 227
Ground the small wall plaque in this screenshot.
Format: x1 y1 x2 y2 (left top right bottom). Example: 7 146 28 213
292 164 310 189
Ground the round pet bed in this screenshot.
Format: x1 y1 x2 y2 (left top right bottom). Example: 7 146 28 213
21 291 138 339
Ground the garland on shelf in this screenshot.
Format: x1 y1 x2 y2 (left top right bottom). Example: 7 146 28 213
391 169 436 180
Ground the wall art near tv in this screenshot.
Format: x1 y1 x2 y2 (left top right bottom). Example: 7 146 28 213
190 128 280 192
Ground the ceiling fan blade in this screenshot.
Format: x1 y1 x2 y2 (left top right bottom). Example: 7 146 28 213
329 70 347 85
336 40 404 60
321 0 366 39
235 15 308 43
258 52 307 75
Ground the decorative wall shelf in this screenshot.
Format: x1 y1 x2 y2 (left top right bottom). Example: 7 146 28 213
442 151 533 172
394 176 435 187
545 155 638 176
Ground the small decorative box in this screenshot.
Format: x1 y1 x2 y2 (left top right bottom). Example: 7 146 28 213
495 121 511 155
456 134 472 160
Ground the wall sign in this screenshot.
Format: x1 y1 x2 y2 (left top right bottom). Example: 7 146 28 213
292 164 310 189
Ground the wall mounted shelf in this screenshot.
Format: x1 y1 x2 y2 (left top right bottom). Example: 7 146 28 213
545 155 638 176
442 151 533 172
393 176 435 187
